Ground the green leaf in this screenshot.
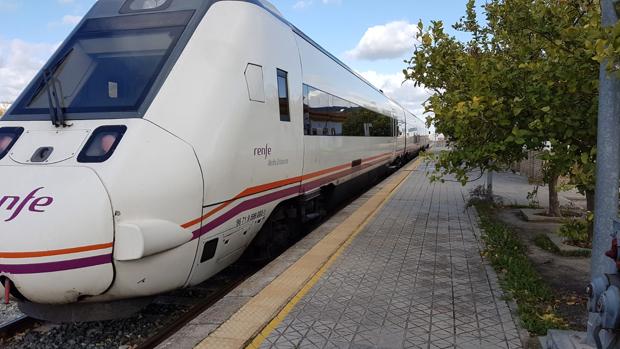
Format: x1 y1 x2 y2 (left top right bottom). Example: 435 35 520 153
513 107 523 116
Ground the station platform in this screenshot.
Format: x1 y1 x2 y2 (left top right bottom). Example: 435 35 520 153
160 159 524 349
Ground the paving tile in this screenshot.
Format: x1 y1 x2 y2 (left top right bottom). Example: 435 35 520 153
257 163 523 349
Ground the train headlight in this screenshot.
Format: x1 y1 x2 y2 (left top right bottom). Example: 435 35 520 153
78 125 127 163
0 127 24 160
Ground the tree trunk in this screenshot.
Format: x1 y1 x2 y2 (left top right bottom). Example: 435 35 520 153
487 171 493 200
586 189 595 241
547 174 562 217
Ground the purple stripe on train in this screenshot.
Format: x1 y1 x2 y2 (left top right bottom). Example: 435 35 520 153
0 254 112 274
192 186 301 240
191 156 390 239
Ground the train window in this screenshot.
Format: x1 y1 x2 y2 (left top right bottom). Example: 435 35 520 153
303 85 311 135
303 84 395 137
347 107 392 137
277 69 290 122
12 11 193 116
307 86 345 136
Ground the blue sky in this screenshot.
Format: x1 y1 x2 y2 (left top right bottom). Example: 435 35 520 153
0 0 482 115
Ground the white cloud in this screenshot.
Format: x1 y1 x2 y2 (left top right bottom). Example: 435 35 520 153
0 0 18 11
62 15 82 25
293 0 341 10
359 70 432 118
0 39 57 103
347 21 418 61
48 14 83 28
293 0 312 9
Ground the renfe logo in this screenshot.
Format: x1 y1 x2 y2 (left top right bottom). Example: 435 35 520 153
253 144 272 159
0 187 54 222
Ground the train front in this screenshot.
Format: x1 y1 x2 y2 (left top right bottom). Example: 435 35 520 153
0 0 207 310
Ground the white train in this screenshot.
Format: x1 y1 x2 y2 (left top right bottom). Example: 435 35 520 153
0 0 429 317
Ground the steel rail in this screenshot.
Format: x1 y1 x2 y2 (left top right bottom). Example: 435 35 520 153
0 315 39 341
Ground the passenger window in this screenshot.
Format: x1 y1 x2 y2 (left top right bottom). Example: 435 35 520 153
303 85 311 134
277 69 290 122
303 83 395 137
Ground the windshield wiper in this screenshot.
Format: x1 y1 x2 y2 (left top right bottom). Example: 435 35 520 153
43 69 67 128
38 49 73 127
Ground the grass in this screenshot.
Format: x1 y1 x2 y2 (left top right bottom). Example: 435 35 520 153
476 203 567 336
533 234 591 258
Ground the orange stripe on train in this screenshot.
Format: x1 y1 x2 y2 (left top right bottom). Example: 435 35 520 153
181 152 392 229
0 242 114 259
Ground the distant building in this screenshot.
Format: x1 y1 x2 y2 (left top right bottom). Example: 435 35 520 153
0 102 11 116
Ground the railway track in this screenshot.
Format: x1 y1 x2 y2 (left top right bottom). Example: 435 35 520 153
0 315 39 341
0 262 265 349
135 262 264 349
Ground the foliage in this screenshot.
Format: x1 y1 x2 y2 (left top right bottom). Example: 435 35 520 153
559 213 594 247
526 186 540 208
466 184 493 207
405 0 600 212
476 204 567 335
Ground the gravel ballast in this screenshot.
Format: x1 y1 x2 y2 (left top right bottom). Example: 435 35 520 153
1 301 23 325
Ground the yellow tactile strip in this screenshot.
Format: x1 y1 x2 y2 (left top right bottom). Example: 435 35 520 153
195 158 422 349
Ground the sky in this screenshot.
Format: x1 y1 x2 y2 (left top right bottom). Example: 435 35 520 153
0 0 482 118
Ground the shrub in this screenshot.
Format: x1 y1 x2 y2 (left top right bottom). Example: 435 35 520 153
559 214 592 248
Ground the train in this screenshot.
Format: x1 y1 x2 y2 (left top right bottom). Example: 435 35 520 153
0 0 429 320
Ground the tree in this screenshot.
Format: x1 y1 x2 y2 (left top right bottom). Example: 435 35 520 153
406 0 600 220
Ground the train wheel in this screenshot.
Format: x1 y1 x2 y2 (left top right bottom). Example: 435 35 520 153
243 203 299 262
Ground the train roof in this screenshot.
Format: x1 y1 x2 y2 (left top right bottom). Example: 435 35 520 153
237 1 424 121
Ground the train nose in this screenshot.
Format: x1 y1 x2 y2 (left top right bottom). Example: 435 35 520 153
0 166 114 304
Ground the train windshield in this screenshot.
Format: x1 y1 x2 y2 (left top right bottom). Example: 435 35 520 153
11 10 193 117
